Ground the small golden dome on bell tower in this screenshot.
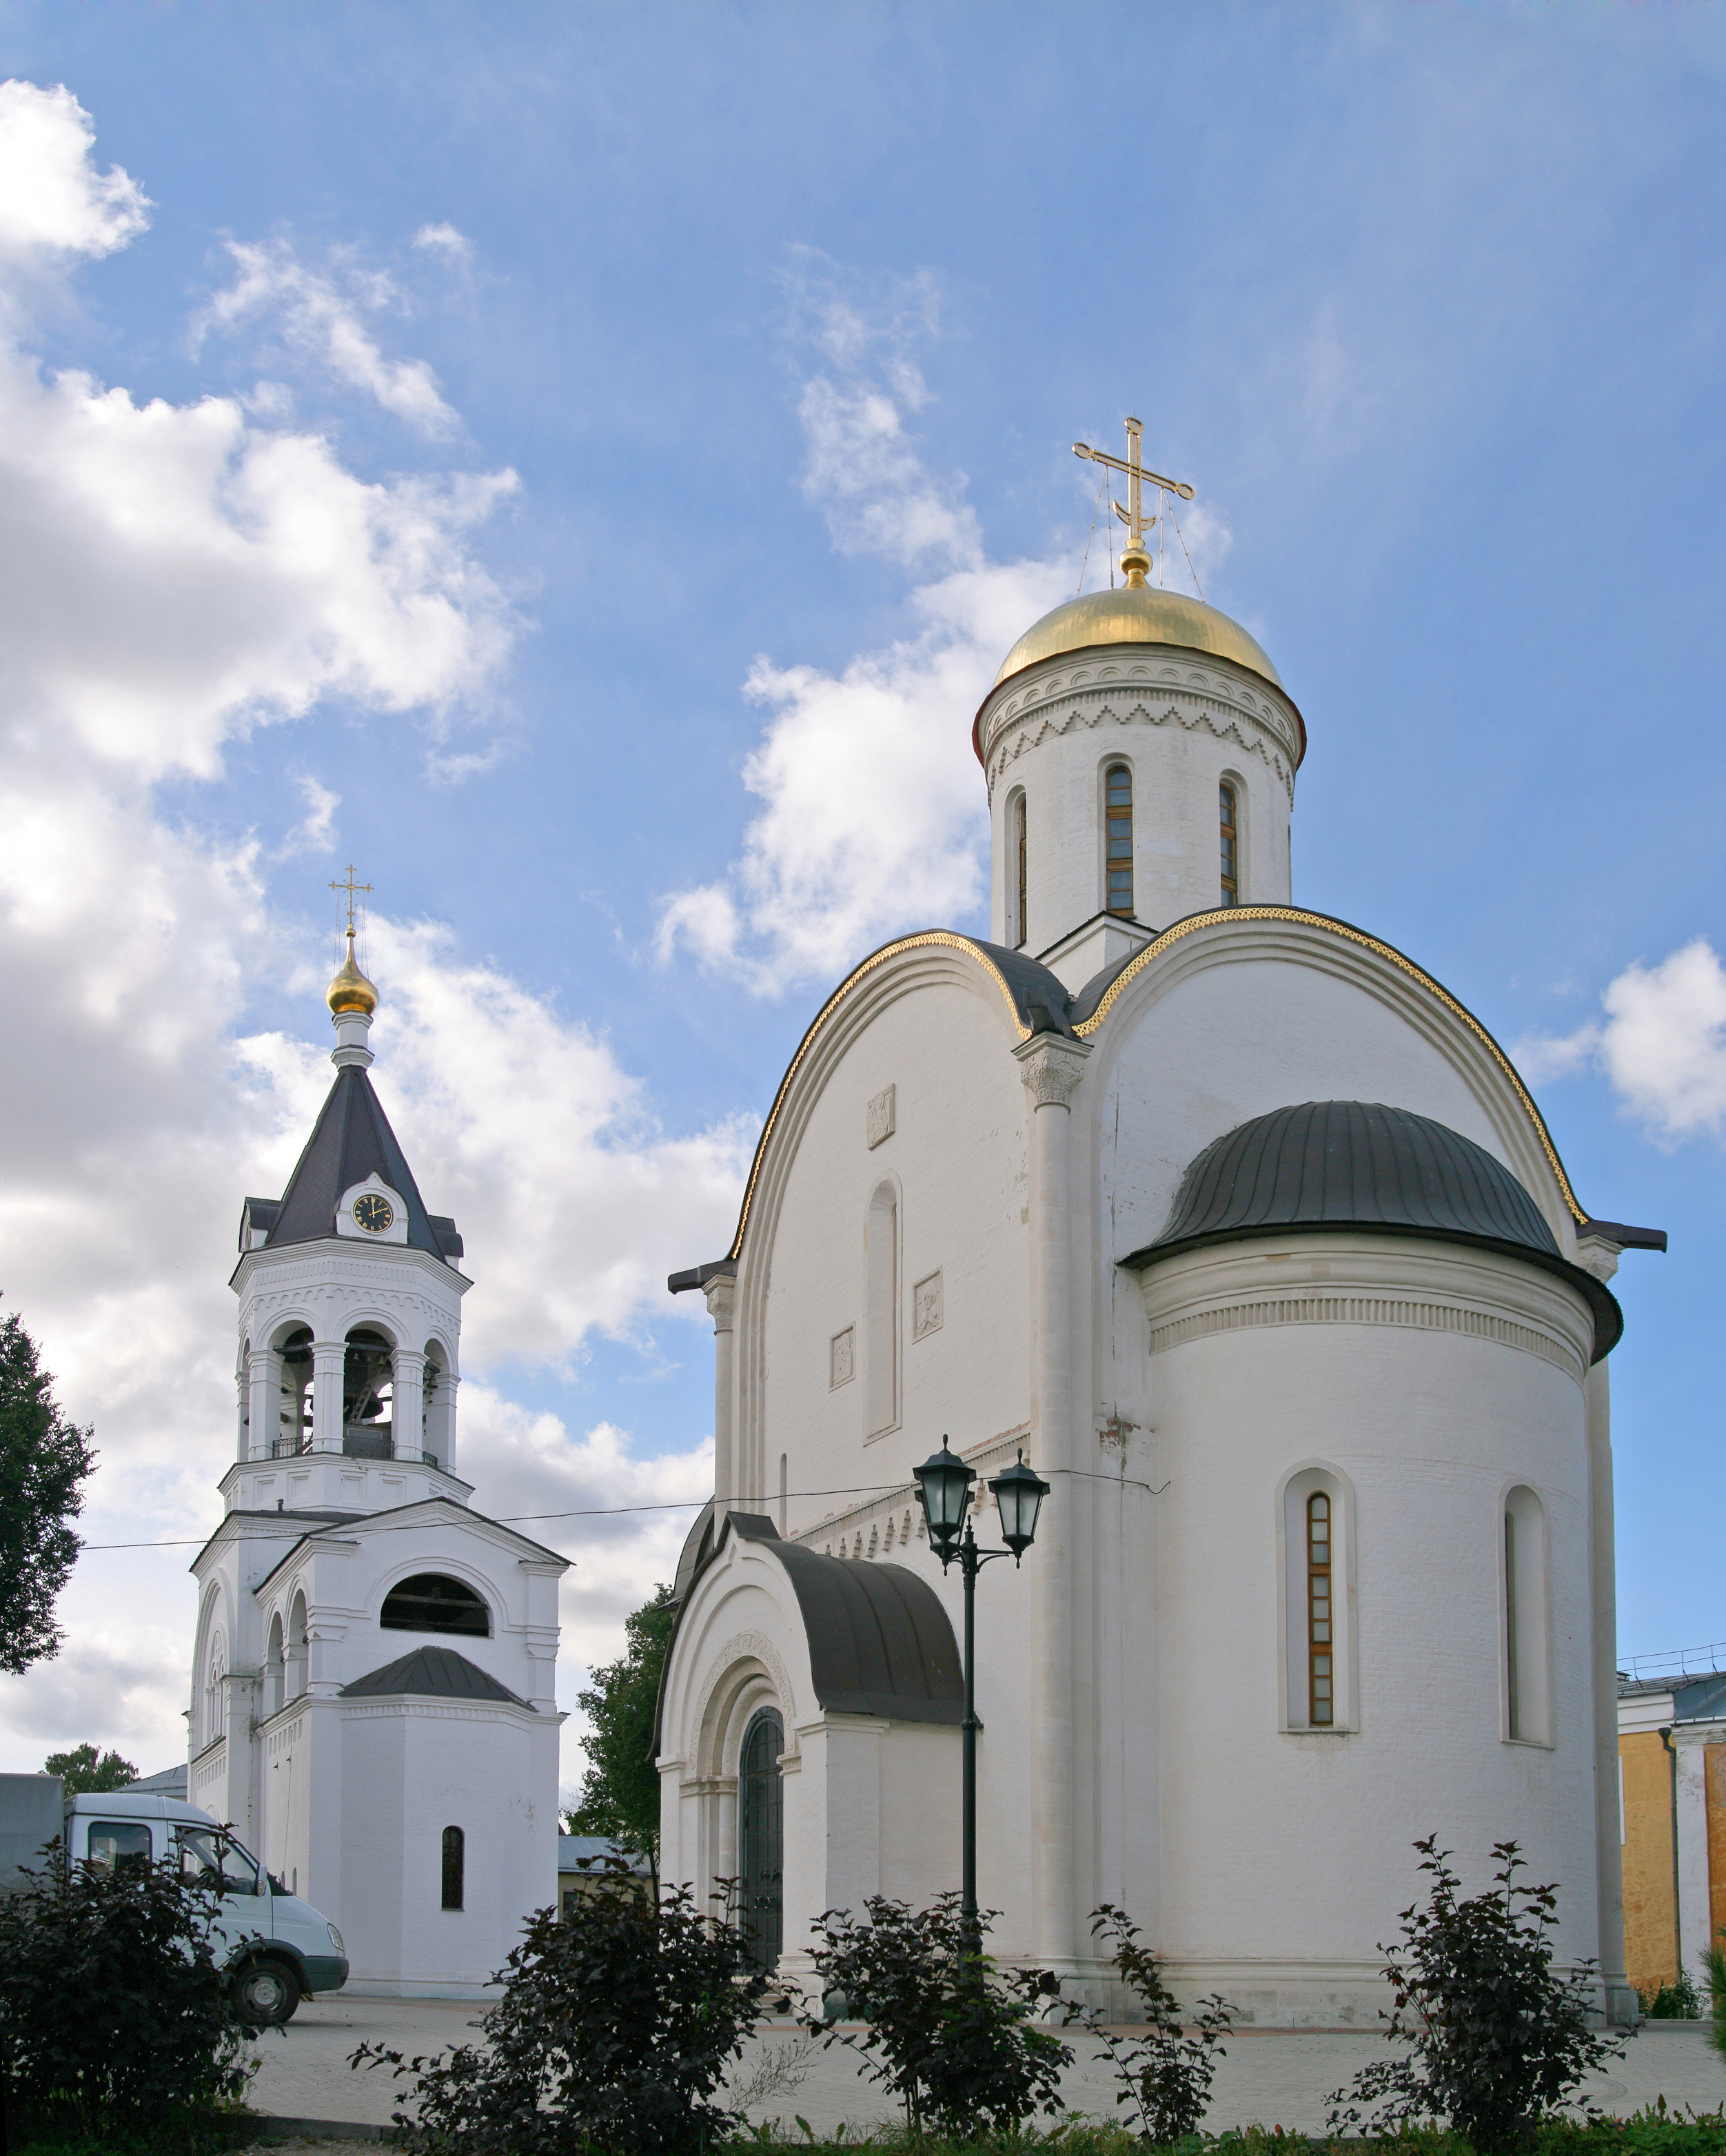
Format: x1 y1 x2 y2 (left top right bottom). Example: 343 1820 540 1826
327 927 378 1016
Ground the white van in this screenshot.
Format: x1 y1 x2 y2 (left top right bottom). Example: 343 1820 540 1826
65 1790 347 2026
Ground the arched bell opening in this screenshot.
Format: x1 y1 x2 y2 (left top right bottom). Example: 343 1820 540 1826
380 1573 491 1638
285 1594 309 1701
263 1611 285 1718
737 1707 784 1970
272 1327 313 1459
343 1327 396 1458
420 1339 455 1471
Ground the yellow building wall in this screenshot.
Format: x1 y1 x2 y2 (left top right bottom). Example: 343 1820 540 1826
1709 1745 1726 1951
1620 1730 1676 1997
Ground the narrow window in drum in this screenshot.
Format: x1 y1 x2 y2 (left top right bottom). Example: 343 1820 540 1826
1219 783 1239 905
1105 764 1133 916
1015 793 1028 948
1307 1492 1333 1725
441 1824 465 1911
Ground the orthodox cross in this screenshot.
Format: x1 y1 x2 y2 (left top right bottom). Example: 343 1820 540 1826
1073 418 1194 585
329 865 374 933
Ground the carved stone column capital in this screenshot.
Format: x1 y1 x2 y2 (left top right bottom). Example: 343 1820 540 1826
1013 1032 1091 1108
704 1273 736 1332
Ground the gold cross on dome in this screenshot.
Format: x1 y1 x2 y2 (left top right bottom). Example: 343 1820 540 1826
329 865 374 933
1073 418 1195 587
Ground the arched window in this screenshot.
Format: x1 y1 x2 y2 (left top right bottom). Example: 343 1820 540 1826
1010 790 1028 948
738 1709 784 1968
1219 783 1239 905
263 1613 285 1719
1306 1494 1333 1726
1105 764 1134 917
865 1182 900 1441
1503 1486 1551 1743
1282 1466 1354 1731
380 1574 491 1638
440 1825 465 1911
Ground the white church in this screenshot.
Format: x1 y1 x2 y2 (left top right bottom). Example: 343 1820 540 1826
188 929 566 1997
656 438 1662 2024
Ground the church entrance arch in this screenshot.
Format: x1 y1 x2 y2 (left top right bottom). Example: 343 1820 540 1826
737 1707 783 1969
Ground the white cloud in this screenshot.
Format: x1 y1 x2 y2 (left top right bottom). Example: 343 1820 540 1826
413 221 474 270
235 918 755 1372
0 348 517 781
658 267 1069 989
0 81 148 277
200 238 459 436
0 86 741 1776
1516 937 1726 1143
278 773 339 856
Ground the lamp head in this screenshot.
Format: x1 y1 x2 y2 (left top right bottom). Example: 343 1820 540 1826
988 1452 1050 1561
913 1438 975 1560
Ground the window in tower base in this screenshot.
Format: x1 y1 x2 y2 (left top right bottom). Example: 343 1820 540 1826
1219 781 1239 905
1105 762 1133 917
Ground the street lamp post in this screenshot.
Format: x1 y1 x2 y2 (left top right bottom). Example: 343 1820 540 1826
913 1438 1050 1943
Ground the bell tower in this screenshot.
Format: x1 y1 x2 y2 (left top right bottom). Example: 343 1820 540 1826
972 419 1306 993
226 883 470 1521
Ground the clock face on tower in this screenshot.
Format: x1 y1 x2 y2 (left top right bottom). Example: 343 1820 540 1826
352 1192 395 1234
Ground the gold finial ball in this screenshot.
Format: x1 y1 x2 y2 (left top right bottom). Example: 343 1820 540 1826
327 930 378 1017
1117 539 1153 589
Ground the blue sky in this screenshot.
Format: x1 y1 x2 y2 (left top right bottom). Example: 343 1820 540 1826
0 1 1722 1777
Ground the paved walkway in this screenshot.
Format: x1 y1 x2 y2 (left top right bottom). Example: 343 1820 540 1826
245 2000 1725 2140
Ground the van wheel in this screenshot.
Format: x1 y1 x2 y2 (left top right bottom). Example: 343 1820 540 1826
233 1957 301 2027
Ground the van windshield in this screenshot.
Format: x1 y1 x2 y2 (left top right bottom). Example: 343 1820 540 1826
176 1826 260 1896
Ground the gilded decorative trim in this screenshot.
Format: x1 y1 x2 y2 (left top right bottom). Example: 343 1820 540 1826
1073 906 1588 1225
726 933 1028 1263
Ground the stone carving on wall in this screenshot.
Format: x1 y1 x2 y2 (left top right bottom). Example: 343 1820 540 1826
912 1270 943 1341
866 1084 896 1148
829 1326 855 1388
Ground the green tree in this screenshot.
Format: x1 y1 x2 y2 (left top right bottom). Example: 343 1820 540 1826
0 1307 95 1675
43 1742 138 1795
564 1584 676 1864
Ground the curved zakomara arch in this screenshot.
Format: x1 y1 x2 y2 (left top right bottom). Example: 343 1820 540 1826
1073 905 1592 1231
724 933 1032 1268
191 1578 230 1732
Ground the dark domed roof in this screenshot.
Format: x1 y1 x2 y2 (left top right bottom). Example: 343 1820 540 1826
1123 1100 1620 1361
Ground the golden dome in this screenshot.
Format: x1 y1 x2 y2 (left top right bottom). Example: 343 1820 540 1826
326 929 378 1017
993 585 1283 692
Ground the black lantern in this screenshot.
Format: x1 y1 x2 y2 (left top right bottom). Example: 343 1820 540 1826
913 1438 975 1558
988 1452 1050 1560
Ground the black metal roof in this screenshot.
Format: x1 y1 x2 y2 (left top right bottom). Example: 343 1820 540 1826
340 1644 529 1706
656 1513 963 1736
1122 1099 1623 1361
259 1066 461 1263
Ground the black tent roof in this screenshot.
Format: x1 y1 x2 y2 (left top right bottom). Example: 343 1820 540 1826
341 1644 529 1706
258 1065 460 1263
